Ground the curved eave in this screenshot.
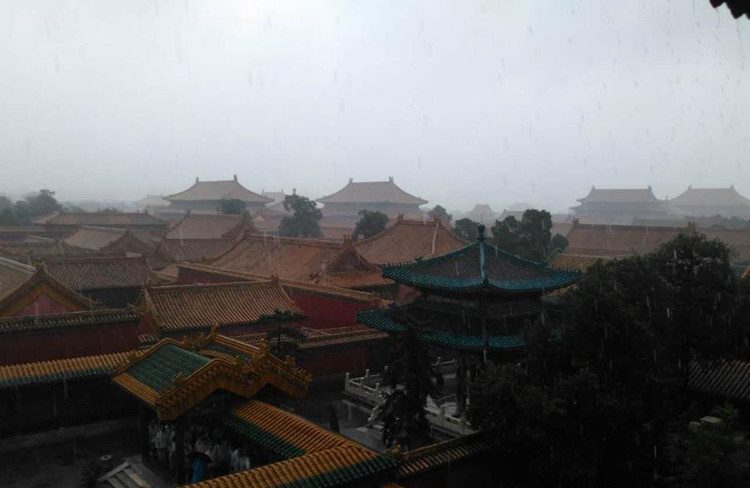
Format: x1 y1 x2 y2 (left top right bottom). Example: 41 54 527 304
357 310 525 352
381 270 581 295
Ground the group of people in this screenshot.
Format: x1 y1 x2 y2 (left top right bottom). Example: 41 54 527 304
148 420 256 483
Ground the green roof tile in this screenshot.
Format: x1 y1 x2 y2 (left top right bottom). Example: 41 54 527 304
382 240 580 294
127 344 209 392
358 309 525 352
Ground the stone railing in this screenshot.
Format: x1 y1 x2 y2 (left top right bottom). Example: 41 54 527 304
343 358 473 437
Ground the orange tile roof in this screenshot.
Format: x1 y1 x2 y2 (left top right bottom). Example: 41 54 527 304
0 257 35 301
0 308 138 333
0 350 134 389
354 216 467 265
63 226 156 254
206 235 390 290
176 263 389 305
0 268 96 316
566 222 750 260
318 178 427 205
155 239 237 264
549 253 615 272
396 433 490 480
186 444 392 488
43 256 154 290
166 178 272 204
227 400 352 456
33 211 166 228
165 214 257 240
142 281 302 333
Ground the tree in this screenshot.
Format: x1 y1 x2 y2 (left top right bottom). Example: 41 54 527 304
378 325 437 449
218 199 246 215
353 210 388 241
278 194 323 238
490 209 567 262
13 189 61 223
453 218 480 241
468 232 749 485
664 404 750 487
429 205 452 223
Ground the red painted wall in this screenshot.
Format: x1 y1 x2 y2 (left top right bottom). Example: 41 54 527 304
287 291 373 330
13 293 78 317
0 321 142 365
177 267 377 330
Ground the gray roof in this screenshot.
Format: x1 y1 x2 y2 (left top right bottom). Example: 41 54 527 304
166 177 272 204
318 178 427 205
670 186 750 207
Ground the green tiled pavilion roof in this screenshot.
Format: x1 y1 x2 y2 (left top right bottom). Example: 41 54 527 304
357 309 525 352
382 236 580 294
127 344 209 392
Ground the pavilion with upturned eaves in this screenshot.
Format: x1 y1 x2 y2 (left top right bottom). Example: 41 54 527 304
358 224 580 411
112 332 312 483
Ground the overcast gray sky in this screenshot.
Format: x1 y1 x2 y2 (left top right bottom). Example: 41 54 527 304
0 1 748 212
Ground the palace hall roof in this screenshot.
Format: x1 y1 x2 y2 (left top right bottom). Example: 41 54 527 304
63 226 155 254
113 335 311 420
0 350 134 389
354 216 467 265
186 444 393 488
43 256 154 290
165 177 272 204
549 253 616 273
395 432 491 480
670 186 750 207
33 211 166 228
165 213 258 240
140 281 302 333
0 268 95 317
381 229 580 294
566 223 750 260
318 178 427 205
0 256 35 301
190 399 395 488
206 235 391 290
689 360 750 404
0 308 138 334
176 263 388 306
155 239 236 263
575 187 662 204
224 400 353 459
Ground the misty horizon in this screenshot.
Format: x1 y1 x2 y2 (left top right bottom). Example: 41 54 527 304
1 1 748 213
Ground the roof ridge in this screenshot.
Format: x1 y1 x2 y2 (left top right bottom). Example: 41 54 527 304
147 280 277 293
42 255 149 263
0 256 36 273
176 263 385 303
242 233 345 248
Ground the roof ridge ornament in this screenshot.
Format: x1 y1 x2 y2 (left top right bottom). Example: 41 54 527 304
477 224 486 242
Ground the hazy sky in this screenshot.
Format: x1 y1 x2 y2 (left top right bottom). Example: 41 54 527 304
1 1 748 212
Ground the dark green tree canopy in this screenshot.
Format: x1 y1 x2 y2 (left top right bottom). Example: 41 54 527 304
490 209 567 262
453 217 480 241
468 232 750 486
218 198 246 215
278 193 323 238
1 189 62 226
353 210 388 241
429 204 452 223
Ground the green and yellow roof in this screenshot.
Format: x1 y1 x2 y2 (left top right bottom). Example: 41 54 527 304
112 334 311 420
382 226 580 294
189 399 396 488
